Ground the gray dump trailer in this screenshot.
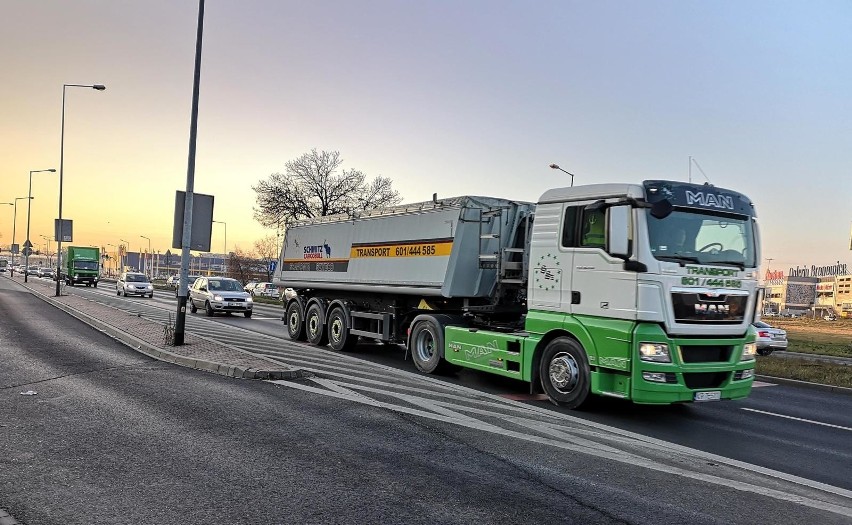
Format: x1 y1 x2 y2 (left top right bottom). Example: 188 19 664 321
273 196 534 348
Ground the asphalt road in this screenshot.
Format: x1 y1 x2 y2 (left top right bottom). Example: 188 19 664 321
49 275 852 491
3 275 851 525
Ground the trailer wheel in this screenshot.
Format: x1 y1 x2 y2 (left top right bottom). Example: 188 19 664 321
327 307 358 352
410 318 446 374
305 303 328 346
539 337 591 409
285 301 307 341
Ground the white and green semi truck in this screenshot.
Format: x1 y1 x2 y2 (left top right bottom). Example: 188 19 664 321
274 180 760 408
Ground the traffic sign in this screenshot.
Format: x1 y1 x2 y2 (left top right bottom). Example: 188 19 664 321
23 239 33 248
268 260 277 272
22 247 32 257
10 243 19 255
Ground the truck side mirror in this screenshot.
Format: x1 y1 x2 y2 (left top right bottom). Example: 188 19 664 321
608 205 630 258
650 199 673 219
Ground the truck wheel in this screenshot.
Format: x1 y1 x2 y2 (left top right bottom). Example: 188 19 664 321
189 299 197 313
305 303 328 346
410 318 446 374
327 307 358 352
539 337 591 409
285 301 307 341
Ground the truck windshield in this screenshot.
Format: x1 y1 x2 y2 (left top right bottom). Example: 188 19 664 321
73 261 99 270
647 209 756 268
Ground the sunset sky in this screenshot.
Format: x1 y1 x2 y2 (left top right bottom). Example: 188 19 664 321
2 1 851 275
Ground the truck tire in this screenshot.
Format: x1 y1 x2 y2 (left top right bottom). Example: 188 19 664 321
305 302 328 346
539 337 591 409
410 317 446 374
327 307 358 352
285 301 307 341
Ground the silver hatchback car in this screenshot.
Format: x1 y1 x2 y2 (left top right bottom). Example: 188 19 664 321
189 277 253 317
753 321 788 356
117 272 154 298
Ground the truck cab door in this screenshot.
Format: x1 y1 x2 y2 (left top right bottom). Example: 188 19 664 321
571 205 637 321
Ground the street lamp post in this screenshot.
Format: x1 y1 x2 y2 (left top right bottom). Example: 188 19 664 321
1 203 12 260
56 83 106 296
549 163 576 187
40 235 53 267
140 235 151 276
120 238 129 274
107 243 117 276
25 169 57 282
213 219 226 275
12 197 33 269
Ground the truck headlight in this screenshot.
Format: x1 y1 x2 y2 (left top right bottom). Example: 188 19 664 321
741 342 757 361
639 342 671 363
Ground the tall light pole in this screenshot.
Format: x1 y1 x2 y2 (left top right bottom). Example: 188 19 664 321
107 243 117 276
56 83 106 296
120 238 129 274
40 235 53 267
12 197 33 268
25 169 57 282
213 219 226 275
140 235 151 276
1 203 12 259
549 163 575 187
174 0 206 346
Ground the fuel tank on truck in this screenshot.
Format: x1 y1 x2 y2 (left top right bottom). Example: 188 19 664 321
273 196 534 298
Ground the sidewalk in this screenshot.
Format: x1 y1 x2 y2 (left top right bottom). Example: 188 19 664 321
9 275 306 381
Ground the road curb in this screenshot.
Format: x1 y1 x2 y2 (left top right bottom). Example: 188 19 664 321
755 375 852 396
19 278 307 381
0 508 23 525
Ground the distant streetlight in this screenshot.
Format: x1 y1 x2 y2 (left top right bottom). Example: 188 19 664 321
12 197 33 268
213 219 226 275
1 203 12 255
549 163 575 187
120 238 129 273
25 169 56 282
40 235 53 266
141 235 151 276
107 243 117 276
56 83 106 296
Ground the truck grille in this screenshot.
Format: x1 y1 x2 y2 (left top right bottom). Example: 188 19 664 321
683 372 730 389
672 292 748 324
680 345 733 363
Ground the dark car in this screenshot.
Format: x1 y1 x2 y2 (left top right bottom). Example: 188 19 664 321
753 321 788 356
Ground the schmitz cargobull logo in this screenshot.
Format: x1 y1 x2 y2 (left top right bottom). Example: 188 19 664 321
304 241 331 259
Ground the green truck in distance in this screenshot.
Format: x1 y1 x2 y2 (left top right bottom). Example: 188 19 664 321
64 246 100 287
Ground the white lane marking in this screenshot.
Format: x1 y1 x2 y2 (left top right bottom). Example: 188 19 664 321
273 378 852 518
752 381 777 388
741 408 852 432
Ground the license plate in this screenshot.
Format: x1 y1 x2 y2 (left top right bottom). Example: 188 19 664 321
694 391 721 402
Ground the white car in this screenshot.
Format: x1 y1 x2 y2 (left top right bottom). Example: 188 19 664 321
117 272 154 298
189 277 253 317
753 321 787 356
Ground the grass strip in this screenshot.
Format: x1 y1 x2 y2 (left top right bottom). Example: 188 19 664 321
756 357 852 389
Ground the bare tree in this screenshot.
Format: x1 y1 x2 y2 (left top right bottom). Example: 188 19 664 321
254 235 279 282
253 149 401 228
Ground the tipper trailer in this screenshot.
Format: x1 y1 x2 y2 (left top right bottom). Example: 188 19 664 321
274 180 761 408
